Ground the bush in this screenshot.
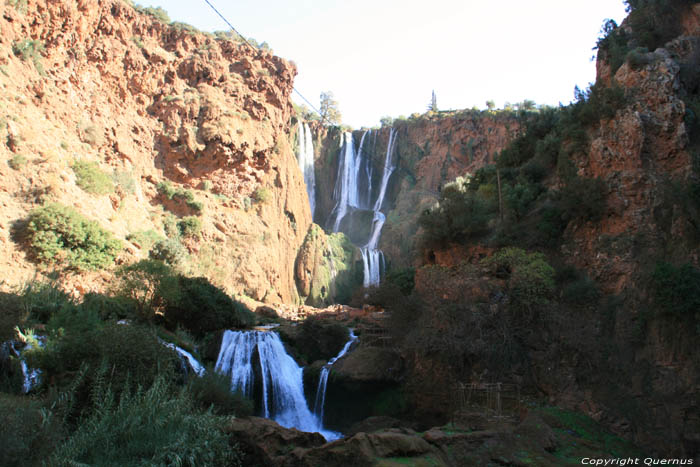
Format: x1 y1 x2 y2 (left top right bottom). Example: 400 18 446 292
115 260 180 321
135 5 171 23
558 176 607 222
419 176 497 245
16 280 75 324
49 376 242 467
253 187 271 203
157 181 203 214
653 262 700 317
385 268 415 296
0 394 62 467
149 237 187 265
12 38 44 74
188 370 254 416
164 276 254 337
8 154 26 170
80 292 137 321
126 229 164 251
25 203 122 270
72 160 114 195
483 248 555 311
178 216 202 238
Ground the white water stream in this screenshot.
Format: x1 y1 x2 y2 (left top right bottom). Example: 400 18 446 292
313 329 358 421
296 122 316 219
215 329 358 441
329 128 398 287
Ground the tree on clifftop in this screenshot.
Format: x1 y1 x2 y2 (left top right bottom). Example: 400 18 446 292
319 91 342 126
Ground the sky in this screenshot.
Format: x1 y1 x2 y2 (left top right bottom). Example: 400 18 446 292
137 0 629 128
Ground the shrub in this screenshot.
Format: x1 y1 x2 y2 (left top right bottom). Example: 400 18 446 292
558 176 607 222
157 181 203 213
562 277 601 306
25 203 122 270
164 276 254 337
253 187 271 203
135 5 171 23
483 248 555 311
8 154 26 170
49 376 242 467
0 394 62 467
126 229 164 251
419 177 497 245
178 216 202 238
149 237 187 265
16 280 74 323
384 267 416 296
653 262 700 317
188 371 254 416
115 260 180 321
12 38 45 75
72 160 114 195
79 292 137 321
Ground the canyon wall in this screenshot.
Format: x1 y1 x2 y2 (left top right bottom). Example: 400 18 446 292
0 0 311 303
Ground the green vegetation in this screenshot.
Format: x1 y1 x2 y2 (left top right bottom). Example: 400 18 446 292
482 248 555 311
253 186 271 203
178 216 202 238
12 38 44 75
150 237 187 265
134 5 170 23
25 203 122 270
653 262 700 326
126 229 164 251
319 91 342 126
8 154 27 170
72 160 114 195
5 0 28 13
157 181 203 213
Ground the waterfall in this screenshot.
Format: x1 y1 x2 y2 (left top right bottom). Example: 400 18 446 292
215 330 341 440
329 132 358 232
313 329 358 421
328 128 398 288
296 122 316 218
10 341 42 393
163 342 205 377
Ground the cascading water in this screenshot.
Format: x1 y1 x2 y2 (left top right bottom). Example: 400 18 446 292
329 128 398 287
296 122 316 218
313 329 358 421
215 330 342 440
9 340 42 393
163 342 205 377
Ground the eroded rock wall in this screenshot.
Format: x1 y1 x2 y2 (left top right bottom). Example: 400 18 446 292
0 0 310 303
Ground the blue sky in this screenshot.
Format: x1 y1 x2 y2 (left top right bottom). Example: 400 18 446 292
137 0 628 128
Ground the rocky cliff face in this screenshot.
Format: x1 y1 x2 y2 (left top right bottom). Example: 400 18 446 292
0 0 311 303
312 113 517 272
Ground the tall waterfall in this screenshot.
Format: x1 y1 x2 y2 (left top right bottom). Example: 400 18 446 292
215 330 341 440
329 128 398 287
296 122 316 218
313 329 358 421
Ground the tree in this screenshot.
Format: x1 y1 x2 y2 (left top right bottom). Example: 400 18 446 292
486 100 496 111
319 91 342 126
427 90 438 112
379 116 393 127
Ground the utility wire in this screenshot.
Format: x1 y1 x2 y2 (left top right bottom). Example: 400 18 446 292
202 0 328 124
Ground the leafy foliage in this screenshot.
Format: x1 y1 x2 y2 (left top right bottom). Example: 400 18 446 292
482 248 555 311
149 237 187 265
157 181 203 213
164 276 255 337
178 216 202 238
319 91 342 126
25 203 122 270
653 262 700 318
49 376 242 467
188 370 254 416
12 38 44 74
72 160 114 195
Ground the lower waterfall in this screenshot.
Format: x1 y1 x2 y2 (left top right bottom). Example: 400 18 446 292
313 329 358 421
215 329 354 441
